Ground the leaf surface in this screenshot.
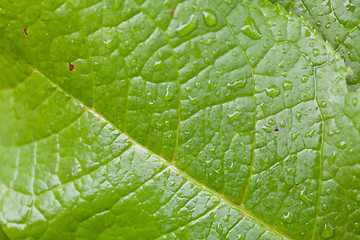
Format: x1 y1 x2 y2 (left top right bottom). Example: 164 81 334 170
0 0 359 239
270 0 360 86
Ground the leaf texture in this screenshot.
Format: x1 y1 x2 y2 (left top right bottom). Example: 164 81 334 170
0 0 359 239
270 0 360 86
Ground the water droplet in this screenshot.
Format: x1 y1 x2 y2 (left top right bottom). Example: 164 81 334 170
200 38 216 45
326 23 331 29
336 141 346 149
195 82 201 89
185 87 192 92
229 162 235 172
232 51 237 56
281 212 294 224
263 125 273 133
301 76 309 83
328 151 336 165
225 40 232 46
305 129 316 138
202 9 217 27
280 121 286 127
268 119 276 125
300 189 311 205
193 4 199 12
241 16 261 40
163 85 174 101
322 204 328 210
334 34 341 42
124 40 130 47
265 85 280 98
353 98 358 107
227 111 239 123
189 96 198 105
176 14 198 37
321 223 335 239
313 48 320 57
291 132 300 142
225 0 232 5
355 193 360 202
227 79 247 89
278 60 284 68
296 112 302 122
283 80 292 90
208 79 216 91
104 39 113 48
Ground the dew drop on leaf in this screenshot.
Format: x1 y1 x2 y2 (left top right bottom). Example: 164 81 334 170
281 212 294 224
313 48 320 56
104 39 112 49
163 85 174 101
299 188 310 205
353 98 358 107
176 14 198 37
225 0 232 5
321 223 335 239
283 80 292 90
227 79 247 89
189 96 198 105
241 16 262 40
301 75 309 83
305 129 316 138
227 111 239 123
291 132 299 142
202 9 217 27
268 119 276 125
265 85 280 98
355 193 360 202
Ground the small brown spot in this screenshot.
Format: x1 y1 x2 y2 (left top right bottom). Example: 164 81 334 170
69 62 74 71
275 126 279 132
24 28 28 35
170 10 174 18
99 100 102 103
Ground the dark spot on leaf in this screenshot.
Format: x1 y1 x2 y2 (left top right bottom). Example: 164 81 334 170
24 28 28 35
99 100 102 103
69 62 74 71
170 11 174 18
275 126 279 132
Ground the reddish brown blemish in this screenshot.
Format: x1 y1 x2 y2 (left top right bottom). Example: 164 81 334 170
69 62 74 71
275 126 279 132
99 100 102 103
24 28 28 35
170 10 174 18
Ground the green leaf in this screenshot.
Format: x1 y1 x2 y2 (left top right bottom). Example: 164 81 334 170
0 0 359 239
270 0 360 86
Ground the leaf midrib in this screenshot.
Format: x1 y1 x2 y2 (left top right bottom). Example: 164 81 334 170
27 67 293 240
